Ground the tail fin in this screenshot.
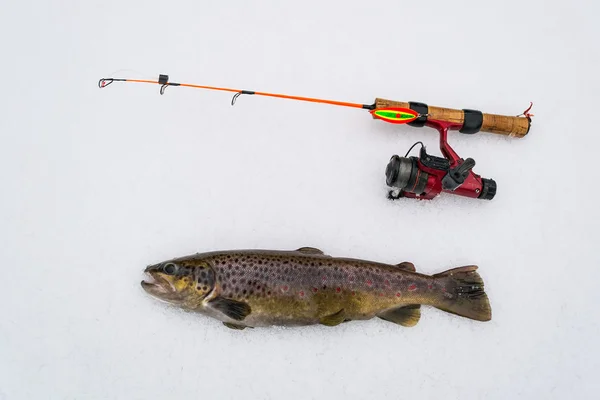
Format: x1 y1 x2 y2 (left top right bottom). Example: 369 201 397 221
433 266 491 322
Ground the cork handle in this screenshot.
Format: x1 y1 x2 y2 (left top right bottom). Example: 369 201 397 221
374 98 530 137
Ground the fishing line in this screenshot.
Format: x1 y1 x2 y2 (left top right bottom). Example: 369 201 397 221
404 141 424 157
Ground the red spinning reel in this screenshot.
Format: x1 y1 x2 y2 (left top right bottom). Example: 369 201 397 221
385 120 496 201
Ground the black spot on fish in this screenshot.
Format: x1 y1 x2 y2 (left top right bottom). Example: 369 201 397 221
202 286 208 291
222 284 227 291
201 271 207 278
232 279 237 284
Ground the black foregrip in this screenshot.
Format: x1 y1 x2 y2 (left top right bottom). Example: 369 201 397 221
408 102 428 128
460 109 483 134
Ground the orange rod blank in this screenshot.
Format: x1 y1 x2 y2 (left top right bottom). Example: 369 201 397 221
119 78 367 109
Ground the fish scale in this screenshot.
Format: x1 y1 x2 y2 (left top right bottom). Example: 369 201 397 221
216 253 411 297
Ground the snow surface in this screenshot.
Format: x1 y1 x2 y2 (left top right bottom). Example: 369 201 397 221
1 0 599 398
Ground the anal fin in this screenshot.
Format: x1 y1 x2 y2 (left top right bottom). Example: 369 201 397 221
319 309 346 326
378 304 421 327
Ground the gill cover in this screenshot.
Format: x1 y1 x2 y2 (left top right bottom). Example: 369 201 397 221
143 260 216 305
193 262 216 297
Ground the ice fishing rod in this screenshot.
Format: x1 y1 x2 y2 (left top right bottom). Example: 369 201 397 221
99 73 534 201
98 74 533 138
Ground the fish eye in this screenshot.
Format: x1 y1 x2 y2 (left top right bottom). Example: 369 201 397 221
163 263 178 275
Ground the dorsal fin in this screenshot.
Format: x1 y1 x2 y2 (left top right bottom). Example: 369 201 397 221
378 305 421 327
396 262 416 272
296 247 327 256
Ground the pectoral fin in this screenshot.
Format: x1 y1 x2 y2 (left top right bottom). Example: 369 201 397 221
319 309 346 326
396 262 416 272
209 297 251 321
378 305 421 327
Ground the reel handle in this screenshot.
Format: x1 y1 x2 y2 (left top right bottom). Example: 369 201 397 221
374 98 531 138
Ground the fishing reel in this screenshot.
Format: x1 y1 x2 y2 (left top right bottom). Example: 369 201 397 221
385 120 496 201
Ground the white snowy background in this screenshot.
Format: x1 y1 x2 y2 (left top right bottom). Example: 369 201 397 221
1 0 598 398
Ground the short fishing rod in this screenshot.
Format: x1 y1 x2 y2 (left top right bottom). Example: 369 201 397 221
98 74 533 138
99 73 535 201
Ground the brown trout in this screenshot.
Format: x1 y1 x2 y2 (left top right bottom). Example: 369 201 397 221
141 247 491 329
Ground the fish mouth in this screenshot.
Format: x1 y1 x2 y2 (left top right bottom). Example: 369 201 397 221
141 271 173 295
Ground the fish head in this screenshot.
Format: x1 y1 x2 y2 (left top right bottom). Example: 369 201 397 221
141 259 215 308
